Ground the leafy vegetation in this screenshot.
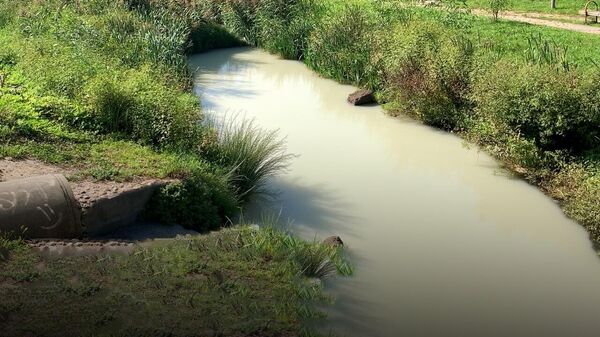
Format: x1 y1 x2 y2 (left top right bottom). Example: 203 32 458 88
0 0 285 229
0 2 349 335
489 0 511 20
0 226 352 337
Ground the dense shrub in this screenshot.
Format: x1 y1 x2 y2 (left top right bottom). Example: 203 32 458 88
489 0 510 20
188 21 243 53
559 165 600 246
146 169 239 231
217 0 320 60
221 0 260 45
83 68 203 149
379 22 475 130
471 61 600 153
255 0 320 59
305 4 379 87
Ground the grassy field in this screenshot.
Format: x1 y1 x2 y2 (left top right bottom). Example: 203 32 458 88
466 15 600 64
0 226 352 337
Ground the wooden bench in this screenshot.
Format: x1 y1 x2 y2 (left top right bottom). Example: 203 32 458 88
583 1 600 24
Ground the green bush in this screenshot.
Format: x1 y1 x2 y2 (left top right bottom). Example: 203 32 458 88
255 0 320 60
221 0 260 46
379 21 474 130
471 61 600 153
213 0 320 60
146 169 239 232
489 0 510 20
305 4 379 87
83 67 203 149
561 166 600 246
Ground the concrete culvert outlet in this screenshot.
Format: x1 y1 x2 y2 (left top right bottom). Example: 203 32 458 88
0 174 81 238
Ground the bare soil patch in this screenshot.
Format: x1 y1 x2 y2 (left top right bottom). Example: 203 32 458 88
0 159 173 210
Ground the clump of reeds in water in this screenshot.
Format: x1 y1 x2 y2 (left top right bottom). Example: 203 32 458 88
214 117 294 202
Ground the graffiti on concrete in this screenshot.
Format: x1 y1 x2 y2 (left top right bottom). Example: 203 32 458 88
0 179 64 231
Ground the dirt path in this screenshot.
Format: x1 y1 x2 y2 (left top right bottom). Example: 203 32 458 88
472 9 600 34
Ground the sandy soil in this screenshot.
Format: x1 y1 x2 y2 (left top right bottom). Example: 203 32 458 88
0 159 69 181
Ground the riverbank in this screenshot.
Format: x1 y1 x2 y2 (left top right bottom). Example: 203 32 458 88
0 226 351 337
0 1 352 335
178 0 600 248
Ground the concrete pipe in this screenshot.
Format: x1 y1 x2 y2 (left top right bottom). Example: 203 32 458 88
0 174 81 238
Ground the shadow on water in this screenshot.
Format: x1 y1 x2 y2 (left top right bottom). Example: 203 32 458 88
193 78 258 101
318 275 382 336
245 177 361 239
244 179 381 335
188 47 267 75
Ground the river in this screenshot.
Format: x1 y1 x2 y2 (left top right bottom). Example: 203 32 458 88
189 47 600 337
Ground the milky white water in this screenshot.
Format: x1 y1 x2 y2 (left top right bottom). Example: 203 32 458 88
189 47 600 337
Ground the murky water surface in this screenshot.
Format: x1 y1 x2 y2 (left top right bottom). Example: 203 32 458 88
189 48 600 337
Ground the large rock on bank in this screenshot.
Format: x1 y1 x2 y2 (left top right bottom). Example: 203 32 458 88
347 89 375 106
322 236 344 247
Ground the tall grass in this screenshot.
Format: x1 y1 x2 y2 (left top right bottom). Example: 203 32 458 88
212 118 293 202
0 225 352 336
230 225 354 278
525 33 573 71
305 3 379 87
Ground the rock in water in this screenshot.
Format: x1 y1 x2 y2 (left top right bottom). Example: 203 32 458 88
347 89 375 106
322 236 344 247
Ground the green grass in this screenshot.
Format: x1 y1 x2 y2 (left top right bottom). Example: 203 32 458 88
465 15 600 66
0 0 207 178
0 226 352 337
0 0 282 226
